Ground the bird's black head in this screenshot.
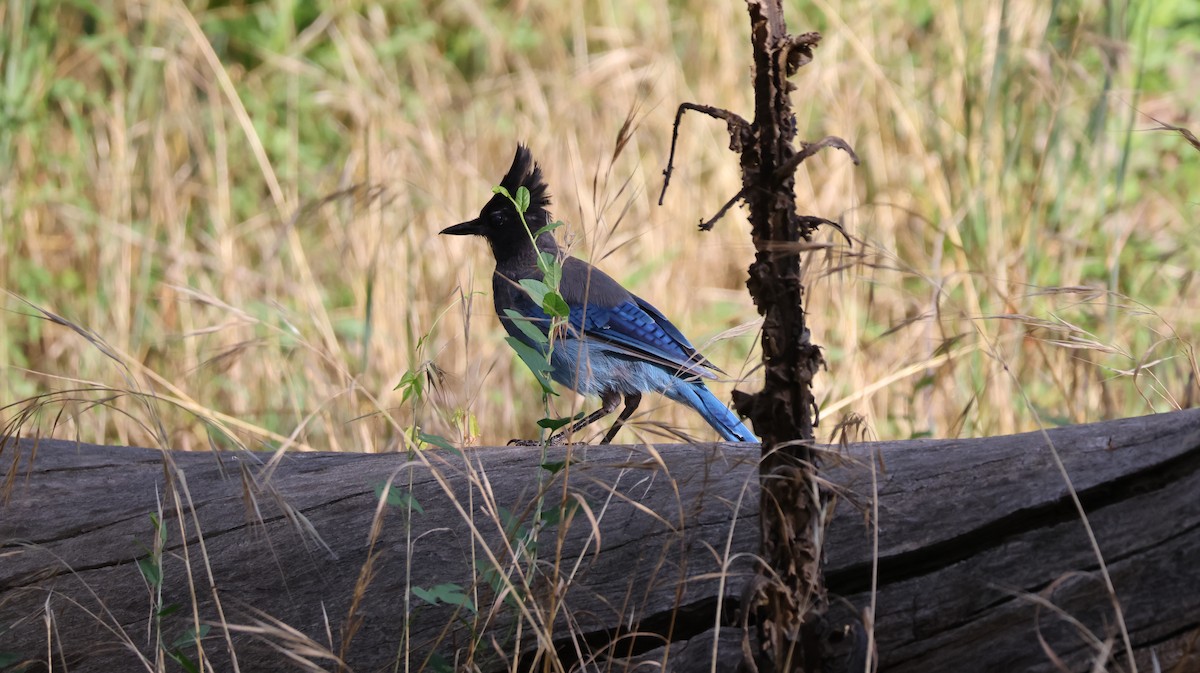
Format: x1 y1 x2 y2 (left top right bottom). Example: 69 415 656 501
440 144 555 262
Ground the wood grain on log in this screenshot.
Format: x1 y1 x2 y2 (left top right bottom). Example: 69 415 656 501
2 410 1199 672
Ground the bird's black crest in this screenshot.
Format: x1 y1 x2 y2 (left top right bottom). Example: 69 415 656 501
500 145 551 210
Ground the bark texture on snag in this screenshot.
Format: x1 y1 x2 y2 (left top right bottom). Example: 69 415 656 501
662 1 857 671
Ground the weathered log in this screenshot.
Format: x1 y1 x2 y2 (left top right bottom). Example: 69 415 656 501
2 410 1199 672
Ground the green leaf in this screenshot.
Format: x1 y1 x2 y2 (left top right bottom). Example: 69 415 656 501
473 559 525 607
169 625 210 650
538 500 581 527
417 431 457 453
537 413 582 431
492 185 511 198
498 506 529 542
157 603 182 618
536 252 561 288
542 292 570 319
137 557 162 588
503 309 549 345
412 583 475 612
427 653 454 673
515 186 530 213
166 650 201 673
505 336 557 394
436 583 476 611
518 278 551 306
374 483 425 514
395 369 424 404
474 558 503 590
539 456 581 474
411 585 438 604
533 219 565 238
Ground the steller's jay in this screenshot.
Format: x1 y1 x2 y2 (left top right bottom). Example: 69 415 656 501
441 145 756 445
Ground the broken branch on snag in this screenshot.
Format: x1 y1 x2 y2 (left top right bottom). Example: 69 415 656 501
698 136 858 232
698 184 752 231
661 110 859 234
782 136 861 175
659 102 751 206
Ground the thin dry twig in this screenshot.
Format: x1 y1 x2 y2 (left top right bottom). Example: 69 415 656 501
659 103 751 206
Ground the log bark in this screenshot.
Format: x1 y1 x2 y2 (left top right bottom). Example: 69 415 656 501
2 410 1199 673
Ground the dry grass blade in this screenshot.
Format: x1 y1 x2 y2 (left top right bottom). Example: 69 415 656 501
1003 573 1125 673
222 607 348 673
1145 116 1200 153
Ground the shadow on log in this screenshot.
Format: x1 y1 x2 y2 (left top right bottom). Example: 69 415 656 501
3 410 1200 672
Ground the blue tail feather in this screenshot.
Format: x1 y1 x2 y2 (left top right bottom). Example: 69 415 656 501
667 380 757 442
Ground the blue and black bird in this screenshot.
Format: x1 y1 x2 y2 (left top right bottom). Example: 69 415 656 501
441 145 756 445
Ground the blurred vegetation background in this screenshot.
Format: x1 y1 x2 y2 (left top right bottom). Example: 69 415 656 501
1 0 1196 452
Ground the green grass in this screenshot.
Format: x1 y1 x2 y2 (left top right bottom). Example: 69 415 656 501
1 0 1197 451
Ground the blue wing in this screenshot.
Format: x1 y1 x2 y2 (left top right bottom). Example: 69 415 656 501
495 256 723 381
569 299 718 381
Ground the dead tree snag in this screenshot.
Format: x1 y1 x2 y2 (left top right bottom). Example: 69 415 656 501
661 2 858 671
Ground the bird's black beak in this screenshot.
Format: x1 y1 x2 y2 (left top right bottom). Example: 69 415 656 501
440 218 483 236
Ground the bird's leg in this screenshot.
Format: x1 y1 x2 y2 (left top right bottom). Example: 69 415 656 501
508 390 623 446
599 393 642 445
548 389 623 445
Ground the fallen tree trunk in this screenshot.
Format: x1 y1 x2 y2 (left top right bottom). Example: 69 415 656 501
2 410 1199 673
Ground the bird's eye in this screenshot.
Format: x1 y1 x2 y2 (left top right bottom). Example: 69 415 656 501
490 212 503 224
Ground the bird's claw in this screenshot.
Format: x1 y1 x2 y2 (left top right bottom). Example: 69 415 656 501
507 437 589 447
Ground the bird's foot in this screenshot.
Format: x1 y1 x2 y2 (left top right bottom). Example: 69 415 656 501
507 437 590 447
